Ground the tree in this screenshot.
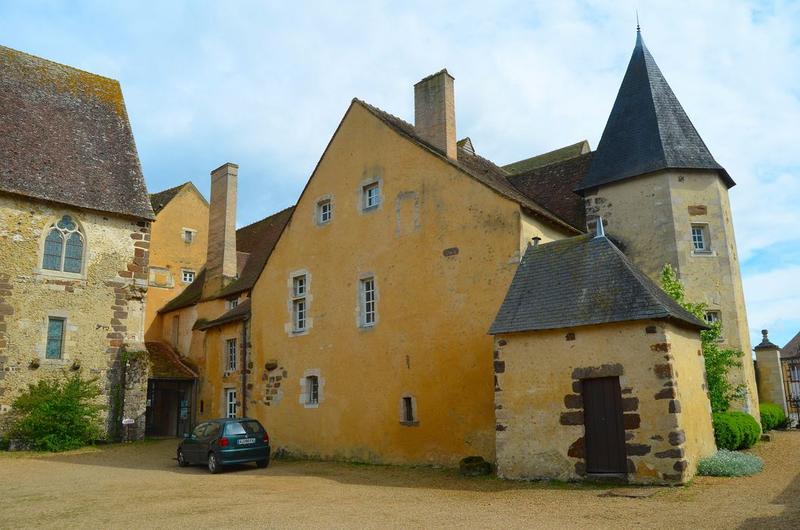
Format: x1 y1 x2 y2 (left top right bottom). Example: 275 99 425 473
660 264 745 413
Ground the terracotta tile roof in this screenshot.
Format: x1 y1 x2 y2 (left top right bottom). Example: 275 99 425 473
145 341 198 379
503 140 590 175
489 234 707 334
150 182 207 215
158 268 206 313
195 298 251 330
578 33 733 193
506 153 592 231
0 45 154 220
354 99 582 235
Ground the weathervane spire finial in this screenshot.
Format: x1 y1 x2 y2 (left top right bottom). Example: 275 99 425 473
636 9 640 33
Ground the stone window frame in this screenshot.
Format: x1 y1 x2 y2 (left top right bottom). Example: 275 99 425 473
315 194 334 226
690 223 712 255
399 393 419 426
181 227 197 244
226 297 239 310
35 213 88 281
298 368 324 409
359 176 383 213
286 269 312 336
39 310 71 364
181 269 196 284
358 274 378 329
224 387 237 418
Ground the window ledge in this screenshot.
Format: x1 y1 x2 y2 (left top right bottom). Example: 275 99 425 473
358 324 376 332
361 205 379 213
690 250 715 257
35 269 86 282
304 402 320 409
399 421 419 427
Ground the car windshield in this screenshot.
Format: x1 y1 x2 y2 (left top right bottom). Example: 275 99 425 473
224 420 264 436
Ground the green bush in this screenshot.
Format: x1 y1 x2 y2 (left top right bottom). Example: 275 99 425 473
712 411 760 450
759 403 787 431
8 373 104 452
697 450 763 477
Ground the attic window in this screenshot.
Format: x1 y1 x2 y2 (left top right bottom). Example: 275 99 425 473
182 229 196 244
317 199 332 224
362 182 380 210
181 269 195 284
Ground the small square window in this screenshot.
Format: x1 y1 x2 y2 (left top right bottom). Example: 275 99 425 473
317 199 332 224
182 270 195 284
691 224 710 252
362 182 380 210
183 230 194 244
704 311 721 325
46 317 65 360
227 298 239 310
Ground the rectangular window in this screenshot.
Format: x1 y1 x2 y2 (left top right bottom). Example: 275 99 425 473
227 297 239 310
360 277 376 327
402 396 414 423
306 375 319 405
183 230 194 244
46 317 65 359
225 389 237 418
704 311 721 326
317 199 332 224
225 338 237 372
363 182 380 210
182 270 195 284
292 274 307 332
691 224 710 252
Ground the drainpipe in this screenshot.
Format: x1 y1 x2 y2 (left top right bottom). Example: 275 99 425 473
241 317 249 418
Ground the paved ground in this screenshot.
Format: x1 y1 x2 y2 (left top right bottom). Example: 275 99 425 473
1 432 799 529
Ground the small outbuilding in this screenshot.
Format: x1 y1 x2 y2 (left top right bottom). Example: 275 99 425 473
489 230 716 484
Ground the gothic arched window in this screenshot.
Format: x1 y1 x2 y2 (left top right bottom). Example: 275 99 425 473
42 216 84 274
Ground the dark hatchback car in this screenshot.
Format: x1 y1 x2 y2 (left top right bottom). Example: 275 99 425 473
177 418 270 473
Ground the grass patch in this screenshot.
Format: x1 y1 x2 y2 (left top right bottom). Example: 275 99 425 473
697 450 763 477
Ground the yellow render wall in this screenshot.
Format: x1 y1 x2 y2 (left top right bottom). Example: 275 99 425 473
494 321 715 484
145 186 208 339
195 320 244 422
248 102 572 466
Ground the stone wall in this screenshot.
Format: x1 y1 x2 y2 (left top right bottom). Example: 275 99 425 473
494 320 716 484
0 193 148 437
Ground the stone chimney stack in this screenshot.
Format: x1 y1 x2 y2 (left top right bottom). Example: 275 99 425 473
414 69 457 160
204 162 238 297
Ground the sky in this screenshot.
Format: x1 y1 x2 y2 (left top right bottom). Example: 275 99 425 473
2 0 799 349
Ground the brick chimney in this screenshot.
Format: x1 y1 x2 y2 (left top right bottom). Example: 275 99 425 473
203 162 238 297
414 69 457 160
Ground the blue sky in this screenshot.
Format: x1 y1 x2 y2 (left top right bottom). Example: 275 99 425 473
2 0 799 348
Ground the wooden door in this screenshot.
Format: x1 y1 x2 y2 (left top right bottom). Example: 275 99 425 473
582 377 627 474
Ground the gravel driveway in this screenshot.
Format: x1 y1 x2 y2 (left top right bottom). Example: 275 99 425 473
1 431 798 529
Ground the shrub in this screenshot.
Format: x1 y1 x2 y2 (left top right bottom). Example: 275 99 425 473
8 373 104 452
759 403 787 431
712 411 760 450
697 450 763 477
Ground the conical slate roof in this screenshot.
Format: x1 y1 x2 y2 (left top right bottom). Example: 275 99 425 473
489 233 707 334
576 32 733 192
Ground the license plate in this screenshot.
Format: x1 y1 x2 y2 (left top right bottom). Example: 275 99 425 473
238 438 255 445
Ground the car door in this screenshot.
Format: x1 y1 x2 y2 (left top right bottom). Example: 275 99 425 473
184 422 207 463
200 422 221 462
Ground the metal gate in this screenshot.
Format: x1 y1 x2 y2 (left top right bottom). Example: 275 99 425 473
782 357 800 426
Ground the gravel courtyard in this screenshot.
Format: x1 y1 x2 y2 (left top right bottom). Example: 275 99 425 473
1 431 799 529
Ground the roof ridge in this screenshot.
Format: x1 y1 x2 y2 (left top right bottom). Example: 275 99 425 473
237 204 295 233
0 44 120 83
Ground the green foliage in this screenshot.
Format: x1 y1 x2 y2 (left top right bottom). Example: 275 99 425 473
759 403 788 431
697 449 763 477
712 411 761 450
8 373 104 452
660 264 745 412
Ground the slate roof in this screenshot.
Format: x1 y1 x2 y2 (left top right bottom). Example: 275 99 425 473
145 341 198 379
195 298 251 331
150 182 207 215
489 234 707 334
0 46 154 220
503 140 590 175
507 152 592 231
158 206 294 313
355 99 582 235
577 32 733 193
782 331 800 359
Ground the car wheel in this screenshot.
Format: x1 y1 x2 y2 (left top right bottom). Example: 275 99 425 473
207 452 221 474
177 449 189 467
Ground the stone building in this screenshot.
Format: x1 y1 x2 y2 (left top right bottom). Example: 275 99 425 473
0 46 154 436
489 230 715 484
